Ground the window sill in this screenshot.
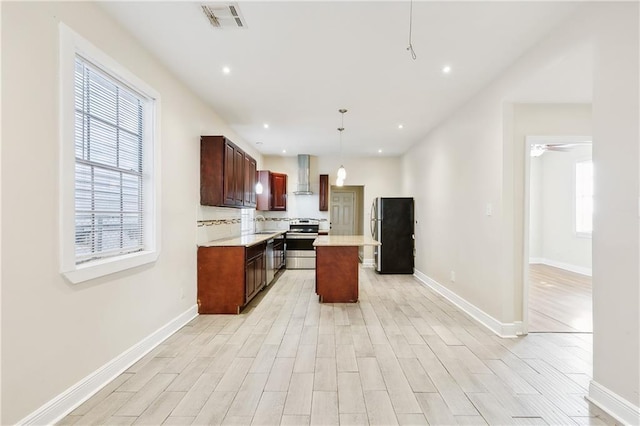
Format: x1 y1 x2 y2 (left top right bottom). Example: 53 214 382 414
575 232 592 239
62 250 159 284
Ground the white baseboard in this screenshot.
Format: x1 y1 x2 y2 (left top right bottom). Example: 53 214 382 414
587 380 640 425
17 305 198 426
362 258 375 268
529 257 592 277
413 269 523 338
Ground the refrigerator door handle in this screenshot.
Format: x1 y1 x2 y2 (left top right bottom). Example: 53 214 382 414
370 200 376 238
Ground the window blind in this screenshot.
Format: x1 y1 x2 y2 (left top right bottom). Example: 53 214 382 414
74 56 145 263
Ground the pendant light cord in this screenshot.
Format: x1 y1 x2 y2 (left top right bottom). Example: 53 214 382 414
336 109 347 185
340 114 344 163
407 0 417 60
338 109 347 163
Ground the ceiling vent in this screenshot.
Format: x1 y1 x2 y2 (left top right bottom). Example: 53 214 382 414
201 3 247 29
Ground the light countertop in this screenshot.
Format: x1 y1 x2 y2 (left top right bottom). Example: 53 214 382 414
199 230 286 248
313 235 380 247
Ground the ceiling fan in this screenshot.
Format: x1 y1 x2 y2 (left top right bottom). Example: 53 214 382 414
530 142 590 157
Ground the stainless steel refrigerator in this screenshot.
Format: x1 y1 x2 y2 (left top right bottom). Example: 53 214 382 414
370 197 415 274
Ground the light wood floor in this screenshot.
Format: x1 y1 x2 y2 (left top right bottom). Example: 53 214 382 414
59 268 615 425
528 264 593 333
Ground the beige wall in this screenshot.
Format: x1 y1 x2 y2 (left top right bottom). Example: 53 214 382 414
0 1 3 420
402 94 507 321
589 2 639 408
529 157 543 259
403 2 638 409
1 2 260 423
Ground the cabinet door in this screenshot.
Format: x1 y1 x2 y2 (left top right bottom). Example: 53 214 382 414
244 155 257 207
319 174 329 211
200 136 226 206
256 170 270 211
246 256 256 303
223 141 236 205
234 149 245 205
257 253 266 289
271 173 287 211
246 253 266 302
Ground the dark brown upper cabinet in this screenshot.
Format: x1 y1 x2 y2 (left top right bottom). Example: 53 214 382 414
244 154 257 208
201 135 257 208
257 171 288 211
319 174 329 211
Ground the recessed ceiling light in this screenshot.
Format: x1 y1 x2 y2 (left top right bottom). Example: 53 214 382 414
398 124 404 129
222 66 231 74
282 149 286 153
263 123 269 129
378 149 382 153
442 65 452 74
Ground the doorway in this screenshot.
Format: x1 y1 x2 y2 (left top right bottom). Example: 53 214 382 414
330 185 365 260
524 136 593 333
331 190 356 235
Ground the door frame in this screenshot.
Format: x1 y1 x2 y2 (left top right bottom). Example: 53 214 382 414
522 135 592 334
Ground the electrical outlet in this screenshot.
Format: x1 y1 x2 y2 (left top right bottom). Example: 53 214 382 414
485 203 493 216
450 271 456 282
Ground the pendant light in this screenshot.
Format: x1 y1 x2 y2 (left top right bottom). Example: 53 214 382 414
336 108 347 186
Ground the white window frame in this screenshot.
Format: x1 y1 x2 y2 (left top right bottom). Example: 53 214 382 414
574 158 593 238
59 23 161 283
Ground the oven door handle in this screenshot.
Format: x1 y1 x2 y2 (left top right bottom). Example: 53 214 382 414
286 234 319 239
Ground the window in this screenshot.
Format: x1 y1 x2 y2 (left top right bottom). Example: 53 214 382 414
60 24 160 283
575 160 593 236
74 57 146 263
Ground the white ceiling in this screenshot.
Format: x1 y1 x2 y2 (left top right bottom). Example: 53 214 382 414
99 1 588 157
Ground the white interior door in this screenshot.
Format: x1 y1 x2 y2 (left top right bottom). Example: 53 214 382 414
331 191 356 235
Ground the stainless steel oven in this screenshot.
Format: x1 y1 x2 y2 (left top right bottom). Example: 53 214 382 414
286 219 319 269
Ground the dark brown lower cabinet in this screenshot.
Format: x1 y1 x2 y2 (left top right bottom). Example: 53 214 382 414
245 244 266 304
273 238 285 270
198 242 266 314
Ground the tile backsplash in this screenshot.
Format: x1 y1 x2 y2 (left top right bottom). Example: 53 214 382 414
196 206 331 245
197 206 255 245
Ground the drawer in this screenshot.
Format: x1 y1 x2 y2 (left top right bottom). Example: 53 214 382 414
247 242 266 259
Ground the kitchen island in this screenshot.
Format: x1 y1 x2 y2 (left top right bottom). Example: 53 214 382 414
313 235 381 303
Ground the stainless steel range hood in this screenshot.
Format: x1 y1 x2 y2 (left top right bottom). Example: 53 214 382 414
294 154 313 195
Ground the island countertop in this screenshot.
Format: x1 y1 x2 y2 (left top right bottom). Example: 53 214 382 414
313 235 380 247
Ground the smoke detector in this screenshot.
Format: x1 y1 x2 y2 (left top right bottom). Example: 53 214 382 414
201 3 247 29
